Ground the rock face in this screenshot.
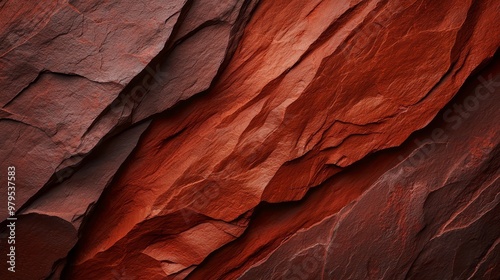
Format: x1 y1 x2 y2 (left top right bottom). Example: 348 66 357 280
0 0 498 279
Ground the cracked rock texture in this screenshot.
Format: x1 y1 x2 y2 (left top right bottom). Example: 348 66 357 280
0 0 499 279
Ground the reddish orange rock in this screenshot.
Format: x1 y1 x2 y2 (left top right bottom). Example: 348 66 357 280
66 0 499 278
188 59 500 280
1 0 499 279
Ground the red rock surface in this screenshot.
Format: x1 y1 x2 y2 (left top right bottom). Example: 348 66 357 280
0 0 499 279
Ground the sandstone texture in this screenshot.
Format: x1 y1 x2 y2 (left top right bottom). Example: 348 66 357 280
0 0 499 279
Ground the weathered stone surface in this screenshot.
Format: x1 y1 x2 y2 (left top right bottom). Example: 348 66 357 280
0 213 77 280
0 0 256 221
1 0 499 279
188 60 500 280
132 0 260 121
0 0 186 219
66 0 499 278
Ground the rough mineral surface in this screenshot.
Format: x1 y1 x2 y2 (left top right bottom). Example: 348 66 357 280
0 0 499 279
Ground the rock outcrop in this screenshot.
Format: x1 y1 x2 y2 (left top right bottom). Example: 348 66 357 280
1 0 498 279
